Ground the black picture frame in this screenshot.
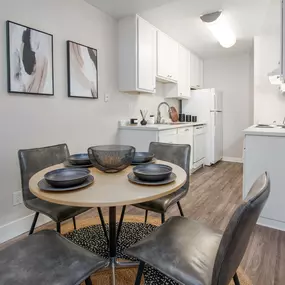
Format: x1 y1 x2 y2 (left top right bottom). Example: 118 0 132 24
6 20 54 96
67 41 98 99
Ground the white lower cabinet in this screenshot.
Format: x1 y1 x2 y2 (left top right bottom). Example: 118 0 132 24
192 125 206 169
118 129 158 152
243 134 285 231
158 129 178 144
119 126 198 173
177 127 193 144
177 127 194 172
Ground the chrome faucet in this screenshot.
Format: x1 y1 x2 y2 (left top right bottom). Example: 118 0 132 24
157 102 170 124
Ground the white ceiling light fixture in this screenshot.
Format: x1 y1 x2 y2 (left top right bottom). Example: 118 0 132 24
268 63 282 85
200 11 236 48
267 0 284 86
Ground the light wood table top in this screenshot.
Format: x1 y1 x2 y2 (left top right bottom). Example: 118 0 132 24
29 160 187 208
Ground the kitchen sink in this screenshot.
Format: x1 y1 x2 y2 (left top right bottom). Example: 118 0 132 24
255 124 285 129
255 124 274 128
156 122 190 125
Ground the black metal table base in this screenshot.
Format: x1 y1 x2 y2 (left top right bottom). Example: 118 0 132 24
107 207 139 285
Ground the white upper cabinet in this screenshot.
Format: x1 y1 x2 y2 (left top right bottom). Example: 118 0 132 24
199 59 204 88
118 14 203 95
119 15 156 93
157 31 178 83
190 52 204 89
137 17 157 91
178 45 191 98
164 44 191 99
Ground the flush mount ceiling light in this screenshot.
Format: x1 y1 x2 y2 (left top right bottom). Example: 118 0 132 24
267 0 284 86
268 65 282 85
200 11 236 48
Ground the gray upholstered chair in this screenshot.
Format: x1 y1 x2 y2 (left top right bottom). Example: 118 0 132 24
117 142 190 238
126 173 270 285
18 144 107 238
0 230 108 285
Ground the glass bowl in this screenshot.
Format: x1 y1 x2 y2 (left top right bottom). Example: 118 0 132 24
88 145 135 173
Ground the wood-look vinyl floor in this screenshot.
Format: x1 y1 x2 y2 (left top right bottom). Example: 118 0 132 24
1 162 284 285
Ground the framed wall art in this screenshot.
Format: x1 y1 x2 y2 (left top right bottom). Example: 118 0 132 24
67 41 98 99
6 21 54 96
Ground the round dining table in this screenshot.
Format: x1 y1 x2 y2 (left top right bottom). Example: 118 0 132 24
29 160 187 285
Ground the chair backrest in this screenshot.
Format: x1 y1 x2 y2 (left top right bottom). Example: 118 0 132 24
211 173 270 285
18 144 70 202
149 142 191 194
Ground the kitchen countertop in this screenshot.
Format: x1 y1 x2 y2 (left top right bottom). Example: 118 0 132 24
244 125 285 137
119 122 206 131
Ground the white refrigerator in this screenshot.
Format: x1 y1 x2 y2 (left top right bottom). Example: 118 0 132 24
183 88 223 166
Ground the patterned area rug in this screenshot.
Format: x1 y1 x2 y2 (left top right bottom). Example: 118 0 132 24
64 215 252 285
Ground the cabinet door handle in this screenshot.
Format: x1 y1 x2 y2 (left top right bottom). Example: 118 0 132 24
184 129 189 132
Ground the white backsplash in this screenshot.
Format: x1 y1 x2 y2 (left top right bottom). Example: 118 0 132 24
124 82 179 123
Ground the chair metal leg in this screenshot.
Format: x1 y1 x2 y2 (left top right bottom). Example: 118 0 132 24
56 222 61 233
161 213 165 224
177 201 184 217
233 273 240 285
72 216 76 230
135 261 145 285
117 205 126 241
144 210 148 223
85 276 92 285
29 212 39 235
97 207 109 244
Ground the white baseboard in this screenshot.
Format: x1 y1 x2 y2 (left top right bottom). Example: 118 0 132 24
222 157 243 163
0 213 51 243
257 216 285 232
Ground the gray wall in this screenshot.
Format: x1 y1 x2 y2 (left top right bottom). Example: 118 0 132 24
204 52 254 160
0 0 176 231
253 1 285 124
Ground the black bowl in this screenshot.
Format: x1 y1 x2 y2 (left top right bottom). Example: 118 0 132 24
68 153 91 165
88 145 136 173
133 164 172 182
132 152 154 164
44 168 90 188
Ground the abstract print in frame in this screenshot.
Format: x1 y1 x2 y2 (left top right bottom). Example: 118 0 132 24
67 41 98 99
6 21 54 96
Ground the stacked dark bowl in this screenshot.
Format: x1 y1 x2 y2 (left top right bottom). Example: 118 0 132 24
132 152 154 165
44 168 91 188
64 153 92 168
132 164 173 182
68 153 91 165
88 145 135 173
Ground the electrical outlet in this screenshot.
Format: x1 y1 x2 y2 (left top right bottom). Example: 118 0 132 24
13 191 23 206
104 93 110 102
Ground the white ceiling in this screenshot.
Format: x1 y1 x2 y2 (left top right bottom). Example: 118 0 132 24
84 0 178 19
85 0 279 58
